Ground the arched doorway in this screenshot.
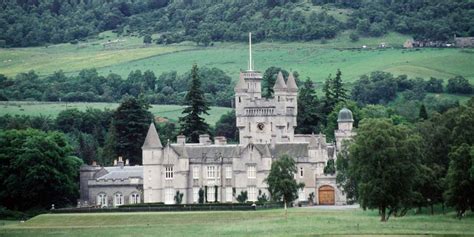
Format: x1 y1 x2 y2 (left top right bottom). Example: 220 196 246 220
318 185 335 205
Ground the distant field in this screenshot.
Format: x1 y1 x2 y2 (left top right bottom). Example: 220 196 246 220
0 101 232 125
0 208 473 236
1 31 473 84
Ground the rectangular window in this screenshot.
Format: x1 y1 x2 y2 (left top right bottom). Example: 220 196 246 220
193 187 199 203
225 166 232 179
248 187 257 202
299 188 305 202
247 165 256 179
165 188 174 204
165 165 174 180
226 187 233 202
193 166 199 180
207 186 216 202
207 166 216 179
300 167 304 178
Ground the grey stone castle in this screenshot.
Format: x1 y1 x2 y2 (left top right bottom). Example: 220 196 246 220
79 34 355 207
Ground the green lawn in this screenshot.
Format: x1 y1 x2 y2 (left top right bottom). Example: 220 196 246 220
0 101 232 125
0 208 472 236
2 31 473 84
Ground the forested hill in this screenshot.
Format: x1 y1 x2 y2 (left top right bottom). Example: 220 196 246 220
1 0 473 47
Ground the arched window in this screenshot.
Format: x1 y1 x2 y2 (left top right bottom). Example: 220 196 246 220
114 192 124 207
97 193 107 207
130 193 140 204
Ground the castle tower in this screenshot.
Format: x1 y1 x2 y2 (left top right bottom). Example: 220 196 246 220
142 122 163 203
335 108 355 151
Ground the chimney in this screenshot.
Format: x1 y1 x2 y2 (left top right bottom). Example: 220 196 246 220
125 159 129 166
113 159 117 166
118 156 124 168
92 160 97 166
177 135 186 145
214 136 227 145
199 134 211 145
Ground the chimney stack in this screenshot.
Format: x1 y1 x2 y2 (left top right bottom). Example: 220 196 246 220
125 159 129 166
199 134 211 145
214 136 227 145
118 156 124 168
113 159 117 166
177 135 186 145
92 160 97 166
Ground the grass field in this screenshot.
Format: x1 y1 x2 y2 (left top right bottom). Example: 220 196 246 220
0 208 473 236
0 101 232 125
2 31 473 84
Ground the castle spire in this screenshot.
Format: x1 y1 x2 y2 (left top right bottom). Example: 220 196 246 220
248 32 253 71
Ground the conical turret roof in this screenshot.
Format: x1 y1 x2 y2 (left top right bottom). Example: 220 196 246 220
234 72 247 92
287 73 298 92
273 71 287 91
142 123 163 149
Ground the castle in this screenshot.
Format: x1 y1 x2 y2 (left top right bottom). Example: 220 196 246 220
79 34 355 207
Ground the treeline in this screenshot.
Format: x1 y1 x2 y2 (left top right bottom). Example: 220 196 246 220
2 0 472 47
0 67 234 107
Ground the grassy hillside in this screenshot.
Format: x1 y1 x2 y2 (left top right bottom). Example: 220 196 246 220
1 208 473 236
0 101 231 125
2 31 473 84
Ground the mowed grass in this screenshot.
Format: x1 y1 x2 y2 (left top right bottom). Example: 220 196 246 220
0 101 232 125
0 208 473 236
1 31 473 83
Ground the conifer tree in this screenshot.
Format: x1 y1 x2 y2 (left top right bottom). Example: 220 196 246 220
296 78 321 134
179 64 210 143
419 104 428 120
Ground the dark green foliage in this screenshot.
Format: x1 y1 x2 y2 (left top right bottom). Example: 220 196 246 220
262 67 289 99
349 32 359 42
419 104 428 120
447 76 473 94
198 188 204 204
265 154 304 207
322 69 348 119
174 191 184 204
323 159 336 175
257 190 269 203
444 144 474 218
344 119 423 221
351 71 398 105
236 191 248 203
143 35 152 44
295 79 322 134
179 64 210 143
324 100 360 141
214 111 238 142
0 129 82 211
112 96 153 165
425 78 444 93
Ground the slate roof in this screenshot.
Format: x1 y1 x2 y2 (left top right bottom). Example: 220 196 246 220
273 71 287 90
171 144 241 161
286 73 298 92
142 123 163 149
234 73 247 92
97 166 143 180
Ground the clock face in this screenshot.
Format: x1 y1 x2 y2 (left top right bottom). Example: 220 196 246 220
257 123 265 131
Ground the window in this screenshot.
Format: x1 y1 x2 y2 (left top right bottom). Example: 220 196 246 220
248 187 257 202
130 193 140 204
193 166 199 180
300 167 304 178
247 165 256 179
165 165 174 180
207 166 216 179
193 187 199 203
225 166 232 179
114 193 123 207
299 188 305 202
226 187 233 202
97 193 107 207
165 188 174 204
207 186 216 202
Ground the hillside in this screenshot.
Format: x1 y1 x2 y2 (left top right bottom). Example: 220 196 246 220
2 31 473 84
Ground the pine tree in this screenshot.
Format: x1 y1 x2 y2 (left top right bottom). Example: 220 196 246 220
332 69 348 103
419 104 428 120
179 64 210 143
295 78 321 134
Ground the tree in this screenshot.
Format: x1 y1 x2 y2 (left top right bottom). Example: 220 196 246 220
447 76 473 94
322 69 348 120
179 64 211 143
214 111 238 142
0 129 82 211
345 118 422 221
295 78 321 134
112 96 153 165
261 67 289 98
323 159 336 175
444 144 474 218
419 104 428 120
236 191 248 203
143 34 152 44
265 154 304 212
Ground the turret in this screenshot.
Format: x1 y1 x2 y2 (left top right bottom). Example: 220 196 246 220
335 108 355 151
273 71 287 102
142 122 163 203
142 122 163 165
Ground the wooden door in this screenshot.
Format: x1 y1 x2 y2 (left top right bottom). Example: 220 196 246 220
318 185 335 205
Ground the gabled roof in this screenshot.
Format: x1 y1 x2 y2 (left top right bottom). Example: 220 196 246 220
308 133 318 149
97 166 143 180
142 123 162 149
273 71 287 91
287 73 298 92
